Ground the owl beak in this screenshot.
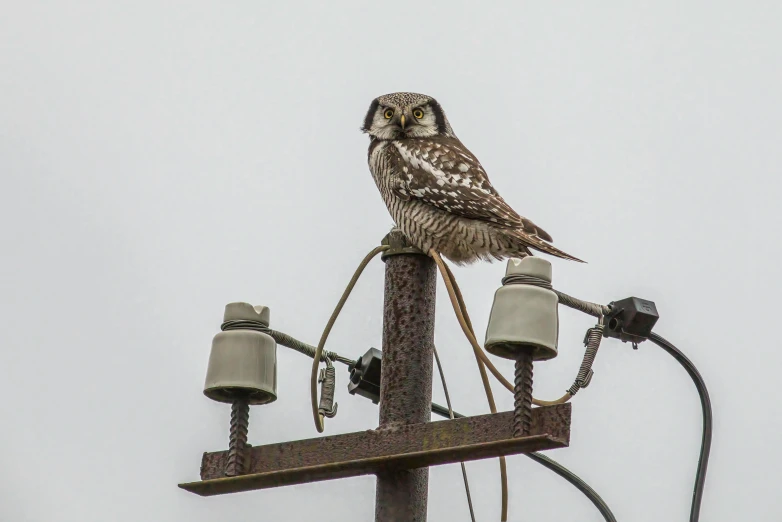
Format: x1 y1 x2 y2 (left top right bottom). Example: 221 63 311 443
399 114 406 129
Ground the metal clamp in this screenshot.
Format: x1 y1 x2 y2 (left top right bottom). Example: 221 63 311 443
380 229 425 260
318 363 339 419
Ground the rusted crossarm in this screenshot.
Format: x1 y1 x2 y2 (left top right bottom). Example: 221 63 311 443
179 403 570 496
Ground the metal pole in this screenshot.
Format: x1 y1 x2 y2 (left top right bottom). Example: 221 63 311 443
375 231 436 522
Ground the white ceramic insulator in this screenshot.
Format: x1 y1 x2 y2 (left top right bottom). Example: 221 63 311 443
484 257 559 361
203 302 278 405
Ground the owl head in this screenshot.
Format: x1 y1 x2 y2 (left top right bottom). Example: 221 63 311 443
362 92 455 140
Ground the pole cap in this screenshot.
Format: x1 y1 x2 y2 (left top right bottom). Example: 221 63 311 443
223 302 270 326
505 255 552 281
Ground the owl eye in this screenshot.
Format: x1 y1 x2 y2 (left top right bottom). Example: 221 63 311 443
413 108 424 119
383 109 394 119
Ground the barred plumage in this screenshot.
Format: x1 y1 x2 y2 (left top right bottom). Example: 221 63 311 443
362 92 583 265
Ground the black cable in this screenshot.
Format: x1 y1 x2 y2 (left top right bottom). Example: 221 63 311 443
648 332 712 522
525 452 616 522
431 402 456 420
430 403 617 522
433 348 476 522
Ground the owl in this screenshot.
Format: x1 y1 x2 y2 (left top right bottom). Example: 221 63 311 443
362 92 583 265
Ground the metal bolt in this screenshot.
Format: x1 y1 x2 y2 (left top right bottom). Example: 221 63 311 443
513 348 534 438
225 398 250 476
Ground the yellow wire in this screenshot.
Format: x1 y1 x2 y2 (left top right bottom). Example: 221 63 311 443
431 251 575 520
310 244 569 522
310 245 390 433
431 251 509 521
433 251 572 406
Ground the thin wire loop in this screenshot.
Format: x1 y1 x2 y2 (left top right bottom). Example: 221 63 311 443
431 250 574 406
433 346 476 522
310 245 389 433
433 252 510 519
430 250 615 519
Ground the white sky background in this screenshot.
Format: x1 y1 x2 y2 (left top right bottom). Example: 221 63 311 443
1 2 780 521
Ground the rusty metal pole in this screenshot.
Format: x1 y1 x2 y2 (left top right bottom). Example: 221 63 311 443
375 231 436 522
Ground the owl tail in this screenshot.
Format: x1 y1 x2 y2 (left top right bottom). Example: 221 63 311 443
512 231 586 263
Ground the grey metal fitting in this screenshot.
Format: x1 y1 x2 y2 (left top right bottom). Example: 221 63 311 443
484 257 559 361
203 302 278 405
380 229 425 260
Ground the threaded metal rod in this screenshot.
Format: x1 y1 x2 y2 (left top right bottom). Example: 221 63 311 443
225 398 250 476
513 350 534 438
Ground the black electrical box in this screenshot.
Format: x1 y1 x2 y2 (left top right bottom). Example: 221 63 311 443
347 347 382 403
604 296 659 344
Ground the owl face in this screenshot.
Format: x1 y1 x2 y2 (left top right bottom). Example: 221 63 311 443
362 92 454 140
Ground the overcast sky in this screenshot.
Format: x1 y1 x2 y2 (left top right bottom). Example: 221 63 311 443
1 2 780 521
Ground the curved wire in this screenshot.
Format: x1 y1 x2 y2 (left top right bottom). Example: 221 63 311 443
430 406 617 522
432 252 576 405
430 250 510 520
648 332 712 522
433 346 476 522
524 452 617 522
310 245 389 432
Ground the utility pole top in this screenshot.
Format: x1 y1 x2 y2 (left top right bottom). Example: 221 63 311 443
179 233 572 521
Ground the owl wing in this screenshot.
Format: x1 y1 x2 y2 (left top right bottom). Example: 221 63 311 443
388 137 553 241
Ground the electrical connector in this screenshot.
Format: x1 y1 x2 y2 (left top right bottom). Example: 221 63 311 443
347 347 382 403
604 297 659 345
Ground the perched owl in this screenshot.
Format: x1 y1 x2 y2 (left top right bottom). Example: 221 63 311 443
362 92 583 265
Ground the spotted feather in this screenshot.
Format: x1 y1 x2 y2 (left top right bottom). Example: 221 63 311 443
363 92 584 264
388 137 553 242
